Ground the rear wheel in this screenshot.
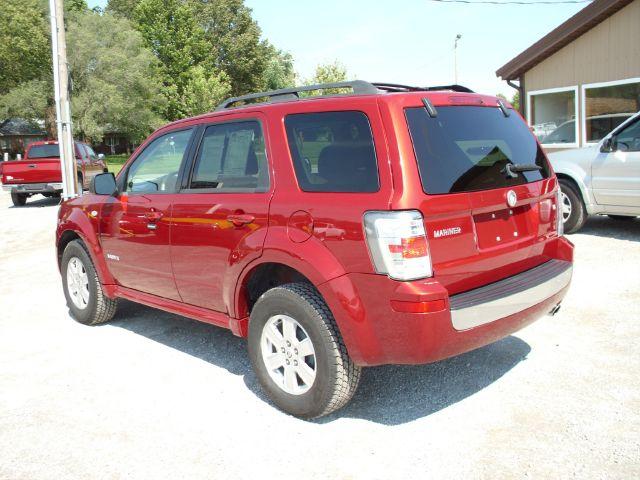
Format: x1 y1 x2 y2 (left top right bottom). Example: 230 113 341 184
608 215 636 221
10 192 27 207
61 240 118 325
248 283 361 419
559 179 587 233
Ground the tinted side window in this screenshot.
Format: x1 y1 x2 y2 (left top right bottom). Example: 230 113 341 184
190 121 269 192
126 129 193 193
285 111 379 192
616 119 640 152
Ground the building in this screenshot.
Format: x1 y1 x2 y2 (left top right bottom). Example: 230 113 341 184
496 0 640 151
0 118 47 157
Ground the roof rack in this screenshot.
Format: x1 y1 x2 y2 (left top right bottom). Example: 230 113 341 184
215 80 475 110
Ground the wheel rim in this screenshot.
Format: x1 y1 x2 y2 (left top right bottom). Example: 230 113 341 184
260 315 317 395
560 190 572 223
66 256 90 310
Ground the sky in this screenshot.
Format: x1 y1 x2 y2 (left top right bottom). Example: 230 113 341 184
87 0 588 98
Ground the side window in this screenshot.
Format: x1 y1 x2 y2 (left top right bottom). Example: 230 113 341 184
84 144 98 160
284 111 379 192
126 129 193 194
76 143 88 164
616 120 640 152
189 121 269 192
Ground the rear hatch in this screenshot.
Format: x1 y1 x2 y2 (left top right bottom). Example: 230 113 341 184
404 103 560 295
1 144 62 185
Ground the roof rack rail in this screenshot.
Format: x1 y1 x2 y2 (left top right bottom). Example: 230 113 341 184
215 81 476 111
372 82 474 94
215 80 379 111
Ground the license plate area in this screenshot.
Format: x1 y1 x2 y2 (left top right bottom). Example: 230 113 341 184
473 204 534 249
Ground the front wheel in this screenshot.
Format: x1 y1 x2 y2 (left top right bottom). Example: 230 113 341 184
10 192 27 206
61 240 118 325
559 179 587 233
248 283 361 419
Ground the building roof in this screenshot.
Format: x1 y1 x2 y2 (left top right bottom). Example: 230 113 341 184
0 118 46 136
496 0 635 81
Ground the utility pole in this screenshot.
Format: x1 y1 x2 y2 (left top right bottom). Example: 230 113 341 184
49 0 78 199
454 34 462 85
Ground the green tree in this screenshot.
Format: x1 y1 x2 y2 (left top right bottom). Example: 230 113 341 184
262 44 296 91
191 0 268 96
106 0 140 18
0 9 164 143
303 61 349 95
0 0 50 95
133 0 230 119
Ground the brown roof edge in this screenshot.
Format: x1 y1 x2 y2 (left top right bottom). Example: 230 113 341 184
496 0 635 81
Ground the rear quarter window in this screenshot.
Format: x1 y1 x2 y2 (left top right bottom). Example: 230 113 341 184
284 111 379 192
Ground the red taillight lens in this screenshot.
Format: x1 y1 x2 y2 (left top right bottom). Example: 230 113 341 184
390 236 429 259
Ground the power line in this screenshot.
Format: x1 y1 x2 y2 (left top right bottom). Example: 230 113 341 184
428 0 591 4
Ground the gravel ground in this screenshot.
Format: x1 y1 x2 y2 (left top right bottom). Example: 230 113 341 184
0 193 639 480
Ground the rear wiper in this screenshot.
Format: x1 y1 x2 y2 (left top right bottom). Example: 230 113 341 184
501 163 542 178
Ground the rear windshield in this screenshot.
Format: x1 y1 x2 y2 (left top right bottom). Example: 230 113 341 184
406 106 550 194
27 144 60 159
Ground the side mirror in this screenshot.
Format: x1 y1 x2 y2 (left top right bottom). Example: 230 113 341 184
97 153 105 160
600 136 617 153
90 172 118 196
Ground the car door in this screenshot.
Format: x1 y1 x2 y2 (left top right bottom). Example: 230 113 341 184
170 117 272 313
592 117 640 207
74 143 89 189
99 128 195 300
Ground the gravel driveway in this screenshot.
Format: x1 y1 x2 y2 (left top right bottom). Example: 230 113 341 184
0 194 638 479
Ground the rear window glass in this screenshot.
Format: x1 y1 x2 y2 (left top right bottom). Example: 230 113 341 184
27 144 59 159
284 111 379 192
406 106 550 194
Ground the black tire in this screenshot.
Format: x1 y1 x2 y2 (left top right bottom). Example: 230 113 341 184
559 179 587 233
10 192 27 206
608 215 636 221
61 240 118 325
248 282 361 419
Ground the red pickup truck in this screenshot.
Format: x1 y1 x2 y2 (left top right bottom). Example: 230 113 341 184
1 140 106 206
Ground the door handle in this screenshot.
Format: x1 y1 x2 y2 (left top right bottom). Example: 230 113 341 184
227 213 255 227
144 210 164 222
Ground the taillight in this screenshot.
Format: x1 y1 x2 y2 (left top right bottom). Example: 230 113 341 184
555 188 564 236
363 210 433 281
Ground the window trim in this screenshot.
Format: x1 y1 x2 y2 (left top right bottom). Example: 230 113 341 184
527 85 579 149
121 127 195 196
283 109 381 194
181 117 271 194
581 77 640 146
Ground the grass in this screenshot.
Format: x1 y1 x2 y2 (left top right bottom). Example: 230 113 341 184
105 154 128 175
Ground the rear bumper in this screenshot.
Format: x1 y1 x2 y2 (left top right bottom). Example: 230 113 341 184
2 183 63 193
318 237 574 366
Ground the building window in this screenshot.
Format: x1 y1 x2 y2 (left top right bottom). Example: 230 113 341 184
527 87 579 147
582 78 640 144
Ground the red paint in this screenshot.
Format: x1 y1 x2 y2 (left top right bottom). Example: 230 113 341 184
56 88 574 367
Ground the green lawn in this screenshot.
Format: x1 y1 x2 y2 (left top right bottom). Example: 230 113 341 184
105 154 128 175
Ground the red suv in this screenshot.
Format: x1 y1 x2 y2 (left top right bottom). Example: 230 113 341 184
56 81 573 418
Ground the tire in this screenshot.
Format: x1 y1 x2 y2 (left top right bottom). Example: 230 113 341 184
559 179 587 233
10 192 27 206
248 282 361 419
608 215 636 221
61 240 118 325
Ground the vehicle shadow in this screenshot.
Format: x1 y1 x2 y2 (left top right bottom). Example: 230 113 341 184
575 215 640 242
8 197 60 208
112 300 531 426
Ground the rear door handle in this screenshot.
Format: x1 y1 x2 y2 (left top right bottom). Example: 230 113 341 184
144 210 164 222
227 213 255 226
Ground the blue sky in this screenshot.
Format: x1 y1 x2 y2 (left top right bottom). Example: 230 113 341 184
87 0 587 97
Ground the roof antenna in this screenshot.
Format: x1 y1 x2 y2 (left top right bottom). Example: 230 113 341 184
422 98 438 118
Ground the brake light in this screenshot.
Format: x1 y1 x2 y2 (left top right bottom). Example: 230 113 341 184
555 188 564 236
363 210 433 281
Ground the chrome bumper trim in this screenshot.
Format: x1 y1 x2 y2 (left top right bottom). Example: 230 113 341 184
450 260 572 330
2 183 63 193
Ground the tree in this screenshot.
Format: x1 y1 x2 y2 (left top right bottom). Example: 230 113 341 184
303 61 349 95
190 0 269 96
0 0 50 96
262 44 296 91
0 8 164 143
106 0 140 18
133 0 231 120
